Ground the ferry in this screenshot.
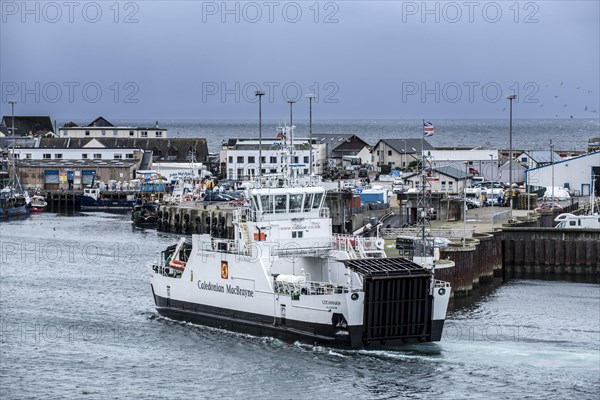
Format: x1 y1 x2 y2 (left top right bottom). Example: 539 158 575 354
150 177 452 348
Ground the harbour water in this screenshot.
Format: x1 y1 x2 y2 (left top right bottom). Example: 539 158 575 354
1 213 598 399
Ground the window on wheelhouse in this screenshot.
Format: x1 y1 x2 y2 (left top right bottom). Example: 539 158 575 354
274 195 287 213
303 193 314 212
289 194 303 213
312 192 324 209
261 195 273 214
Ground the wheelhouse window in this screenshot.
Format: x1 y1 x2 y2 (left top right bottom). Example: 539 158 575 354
312 192 323 209
274 195 287 213
303 193 314 212
261 195 273 214
289 194 303 213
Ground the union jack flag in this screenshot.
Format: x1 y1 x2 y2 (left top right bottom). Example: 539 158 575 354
424 121 435 137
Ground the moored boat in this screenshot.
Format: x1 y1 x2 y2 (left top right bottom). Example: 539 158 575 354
29 195 47 213
131 201 160 228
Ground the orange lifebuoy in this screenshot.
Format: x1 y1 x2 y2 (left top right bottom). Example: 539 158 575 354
169 259 186 271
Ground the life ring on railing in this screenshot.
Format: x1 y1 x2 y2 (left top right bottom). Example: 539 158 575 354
169 259 186 271
438 288 446 296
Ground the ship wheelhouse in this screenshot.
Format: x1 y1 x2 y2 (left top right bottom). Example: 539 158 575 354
247 186 328 222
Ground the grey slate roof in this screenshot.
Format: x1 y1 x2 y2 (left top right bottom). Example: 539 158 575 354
375 138 434 154
1 116 54 136
435 165 470 180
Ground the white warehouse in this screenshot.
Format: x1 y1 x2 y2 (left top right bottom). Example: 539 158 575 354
525 151 600 196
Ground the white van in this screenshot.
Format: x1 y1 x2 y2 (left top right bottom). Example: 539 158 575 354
554 213 600 229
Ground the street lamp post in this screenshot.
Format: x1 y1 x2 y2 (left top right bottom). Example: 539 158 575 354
402 139 407 170
287 99 296 163
306 94 315 176
463 161 468 247
255 91 265 179
507 94 517 209
490 154 494 229
8 100 16 162
550 139 555 204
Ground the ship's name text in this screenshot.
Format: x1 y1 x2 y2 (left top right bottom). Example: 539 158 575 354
197 281 254 298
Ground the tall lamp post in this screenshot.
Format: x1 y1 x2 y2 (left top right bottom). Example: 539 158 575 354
402 139 407 170
550 139 555 204
507 94 517 209
463 161 468 247
306 93 315 176
255 90 265 179
490 154 495 229
287 99 296 162
9 100 16 137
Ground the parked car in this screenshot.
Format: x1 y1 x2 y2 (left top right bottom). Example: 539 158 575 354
466 198 482 209
534 202 564 212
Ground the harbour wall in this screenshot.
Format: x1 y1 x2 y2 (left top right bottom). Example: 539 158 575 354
436 232 502 297
502 227 600 276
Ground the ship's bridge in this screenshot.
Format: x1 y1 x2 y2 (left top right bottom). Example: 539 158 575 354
247 186 329 221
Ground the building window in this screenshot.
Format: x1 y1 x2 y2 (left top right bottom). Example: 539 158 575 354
270 168 277 173
82 154 88 159
237 156 244 163
126 154 134 159
25 153 32 159
260 156 266 163
270 156 277 163
114 154 122 159
85 130 90 136
101 130 106 136
303 156 309 163
129 130 134 137
54 154 63 159
43 154 51 159
94 154 102 159
62 131 68 137
261 169 266 174
248 156 255 163
141 131 148 137
155 131 162 137
388 150 392 156
304 169 308 175
441 181 446 190
293 156 299 163
13 153 20 159
376 150 380 156
237 168 243 178
228 156 233 163
113 130 118 136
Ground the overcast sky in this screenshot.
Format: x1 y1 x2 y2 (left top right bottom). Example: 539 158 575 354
1 1 599 120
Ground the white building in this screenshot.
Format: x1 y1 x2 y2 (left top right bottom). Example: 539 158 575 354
220 131 326 180
428 149 499 181
58 117 167 139
525 151 600 196
499 160 527 184
11 138 141 161
403 166 472 194
514 150 562 169
372 138 434 170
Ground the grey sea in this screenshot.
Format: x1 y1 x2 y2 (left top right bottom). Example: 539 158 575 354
1 212 599 400
57 118 600 153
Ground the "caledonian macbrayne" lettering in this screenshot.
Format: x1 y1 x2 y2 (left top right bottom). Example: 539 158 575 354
197 281 254 298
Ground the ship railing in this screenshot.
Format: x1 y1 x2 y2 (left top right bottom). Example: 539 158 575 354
320 207 330 218
435 280 451 288
201 239 252 256
273 245 332 257
274 280 353 296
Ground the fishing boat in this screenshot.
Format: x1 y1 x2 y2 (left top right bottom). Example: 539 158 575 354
150 128 451 348
29 195 47 213
0 186 29 217
76 187 137 210
0 157 30 218
131 202 160 228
